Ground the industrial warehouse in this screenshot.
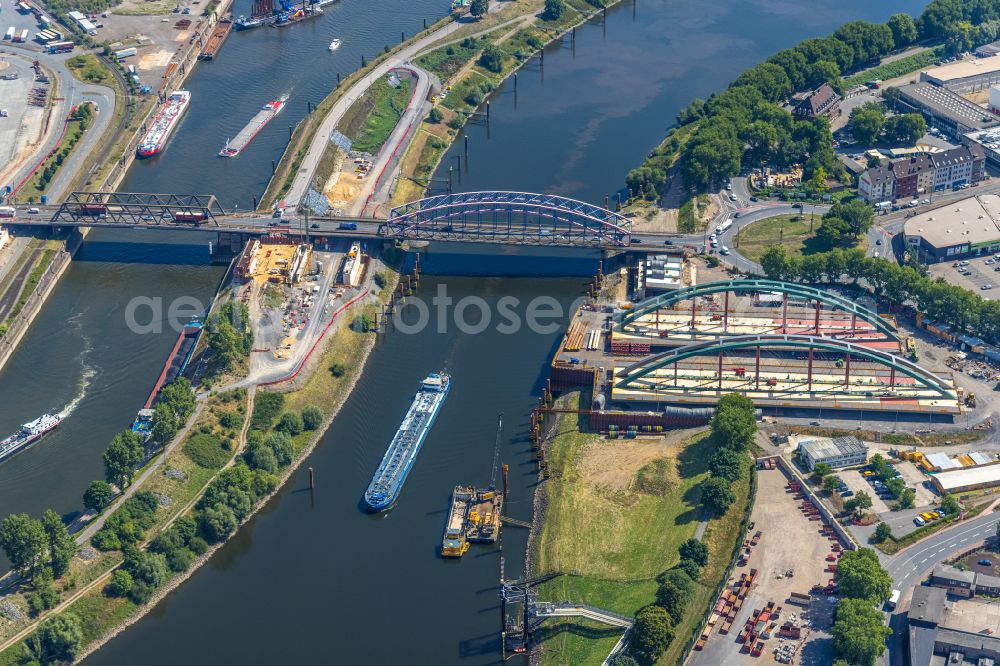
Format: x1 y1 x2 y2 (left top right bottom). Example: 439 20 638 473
903 194 1000 261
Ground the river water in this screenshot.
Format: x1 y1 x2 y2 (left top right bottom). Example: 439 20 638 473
0 0 926 661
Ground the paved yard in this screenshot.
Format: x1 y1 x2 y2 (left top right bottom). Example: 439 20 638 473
690 466 841 666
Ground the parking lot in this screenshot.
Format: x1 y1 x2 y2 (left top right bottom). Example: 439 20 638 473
691 465 840 666
930 253 1000 295
838 468 891 514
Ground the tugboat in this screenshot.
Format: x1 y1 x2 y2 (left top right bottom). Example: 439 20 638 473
363 373 451 511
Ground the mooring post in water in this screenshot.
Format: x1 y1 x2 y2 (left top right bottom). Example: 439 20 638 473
456 154 462 172
617 192 622 210
337 72 340 84
464 135 468 157
361 55 366 67
288 125 293 140
307 101 312 114
423 17 427 29
604 195 609 210
540 48 544 66
448 165 454 193
486 100 490 119
252 196 258 210
271 159 276 174
513 72 517 91
309 467 315 490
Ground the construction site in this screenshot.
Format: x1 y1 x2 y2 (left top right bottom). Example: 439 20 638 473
548 276 963 421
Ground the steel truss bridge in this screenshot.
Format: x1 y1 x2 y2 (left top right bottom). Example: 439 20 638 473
617 278 899 341
51 192 228 226
385 191 633 246
614 333 955 398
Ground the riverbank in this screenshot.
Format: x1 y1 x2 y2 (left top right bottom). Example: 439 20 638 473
527 393 751 665
0 254 396 662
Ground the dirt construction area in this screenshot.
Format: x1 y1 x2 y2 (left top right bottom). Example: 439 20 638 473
690 464 842 666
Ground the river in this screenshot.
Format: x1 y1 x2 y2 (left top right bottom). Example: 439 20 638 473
0 0 927 661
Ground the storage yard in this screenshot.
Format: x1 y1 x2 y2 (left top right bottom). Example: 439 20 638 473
0 55 48 187
690 461 844 665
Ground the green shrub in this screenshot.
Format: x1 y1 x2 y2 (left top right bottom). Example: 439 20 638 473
251 392 285 430
183 433 230 469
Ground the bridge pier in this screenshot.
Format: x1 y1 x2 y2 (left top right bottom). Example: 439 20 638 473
211 231 254 264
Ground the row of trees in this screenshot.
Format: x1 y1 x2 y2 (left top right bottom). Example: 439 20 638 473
759 242 1000 346
625 395 757 664
206 301 253 373
832 548 893 666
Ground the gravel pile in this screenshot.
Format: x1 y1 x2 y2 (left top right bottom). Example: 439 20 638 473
0 600 24 622
165 468 186 481
155 493 173 507
78 546 97 561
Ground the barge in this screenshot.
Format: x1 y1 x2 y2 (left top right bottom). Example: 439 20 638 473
363 373 450 511
136 90 190 158
198 17 232 60
0 414 61 465
131 320 203 435
219 94 287 157
441 486 502 557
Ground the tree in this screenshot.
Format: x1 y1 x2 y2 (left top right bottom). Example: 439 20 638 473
151 402 179 446
677 558 701 581
276 411 304 436
159 378 195 421
103 430 145 489
884 477 905 500
655 578 687 623
41 510 77 578
941 493 961 517
823 474 842 493
806 166 829 198
895 487 916 510
887 13 918 47
22 612 83 665
479 44 503 73
679 538 709 566
836 548 893 603
849 102 886 145
832 597 891 666
708 448 745 482
470 0 488 17
873 522 892 543
543 0 564 20
0 513 47 578
611 656 640 666
812 462 832 479
845 491 873 517
107 569 134 597
301 405 324 431
709 393 757 450
427 106 443 123
631 605 674 664
702 476 735 515
884 113 926 145
199 504 238 542
83 480 116 514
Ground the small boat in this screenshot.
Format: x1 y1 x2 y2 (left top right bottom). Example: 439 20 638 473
328 38 341 51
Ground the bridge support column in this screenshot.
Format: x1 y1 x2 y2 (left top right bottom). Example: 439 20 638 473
782 293 788 333
845 353 851 390
755 346 760 391
723 291 729 333
718 350 723 389
851 313 857 336
814 299 820 335
807 348 814 393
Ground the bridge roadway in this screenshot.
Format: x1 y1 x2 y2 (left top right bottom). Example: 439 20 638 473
3 205 707 248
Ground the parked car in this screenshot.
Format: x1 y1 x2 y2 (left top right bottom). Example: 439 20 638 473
980 559 993 566
914 516 926 526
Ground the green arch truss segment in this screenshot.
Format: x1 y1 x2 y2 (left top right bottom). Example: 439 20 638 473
614 334 953 398
617 279 898 341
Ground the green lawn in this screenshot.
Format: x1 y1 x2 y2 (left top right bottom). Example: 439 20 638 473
339 76 412 155
533 393 750 665
843 46 946 88
737 214 867 262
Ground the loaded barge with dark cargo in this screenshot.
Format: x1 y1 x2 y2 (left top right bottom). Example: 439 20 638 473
132 320 203 435
363 373 450 511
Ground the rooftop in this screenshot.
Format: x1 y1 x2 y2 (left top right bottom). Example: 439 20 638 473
911 585 947 626
799 435 866 460
903 194 1000 250
899 83 1000 131
923 56 1000 82
934 563 976 584
932 462 1000 491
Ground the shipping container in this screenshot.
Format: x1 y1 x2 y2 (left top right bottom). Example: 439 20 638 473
4 27 15 41
114 47 137 59
48 40 74 53
17 29 29 42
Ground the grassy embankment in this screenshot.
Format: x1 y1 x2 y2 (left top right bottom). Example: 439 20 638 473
0 238 65 336
736 214 867 263
63 54 131 193
259 15 457 209
0 265 398 660
310 75 413 191
677 194 712 234
843 45 946 88
0 389 248 657
392 0 620 206
533 393 750 666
